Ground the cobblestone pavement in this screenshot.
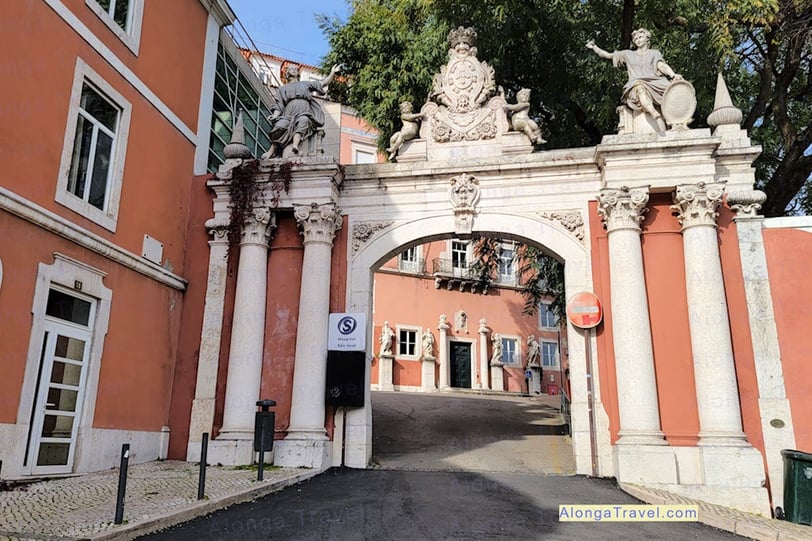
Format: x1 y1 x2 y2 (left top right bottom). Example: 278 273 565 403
0 461 321 541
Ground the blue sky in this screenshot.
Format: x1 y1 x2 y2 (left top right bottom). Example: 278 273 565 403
228 0 351 66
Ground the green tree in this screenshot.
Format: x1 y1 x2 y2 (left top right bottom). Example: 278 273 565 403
322 0 811 216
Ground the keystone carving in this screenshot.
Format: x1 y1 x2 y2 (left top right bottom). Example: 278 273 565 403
449 173 480 236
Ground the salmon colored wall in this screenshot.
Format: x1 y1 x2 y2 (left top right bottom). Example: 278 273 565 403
1 1 198 267
260 213 304 437
167 174 212 458
338 109 384 164
718 207 764 455
640 195 699 446
59 0 208 127
763 228 812 452
0 213 181 430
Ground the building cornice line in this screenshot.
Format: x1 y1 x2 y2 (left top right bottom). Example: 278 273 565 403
0 188 187 291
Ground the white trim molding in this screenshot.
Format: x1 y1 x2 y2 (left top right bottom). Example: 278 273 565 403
0 187 187 290
56 58 131 232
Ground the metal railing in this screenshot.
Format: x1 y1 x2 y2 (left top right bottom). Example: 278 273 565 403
432 258 474 279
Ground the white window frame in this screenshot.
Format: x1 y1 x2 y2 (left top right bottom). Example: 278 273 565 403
450 240 471 278
497 242 517 285
56 59 131 232
500 335 520 366
398 245 421 273
396 325 421 360
539 301 558 329
542 341 559 368
16 253 112 474
351 141 377 164
85 0 145 55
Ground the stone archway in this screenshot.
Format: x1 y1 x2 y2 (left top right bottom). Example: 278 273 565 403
342 212 612 476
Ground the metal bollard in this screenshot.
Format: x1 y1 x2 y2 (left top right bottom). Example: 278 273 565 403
198 433 208 500
114 443 130 524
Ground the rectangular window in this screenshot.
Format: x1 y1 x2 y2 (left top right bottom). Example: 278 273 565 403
354 149 376 164
539 302 558 328
85 0 144 54
57 60 131 232
502 337 518 365
542 342 558 368
67 84 120 212
498 245 515 285
95 0 130 31
399 246 420 273
451 241 468 277
398 329 418 357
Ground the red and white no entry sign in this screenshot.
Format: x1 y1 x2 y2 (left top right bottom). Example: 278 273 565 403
566 292 603 329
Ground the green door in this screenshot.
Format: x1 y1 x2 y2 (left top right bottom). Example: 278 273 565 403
450 342 471 388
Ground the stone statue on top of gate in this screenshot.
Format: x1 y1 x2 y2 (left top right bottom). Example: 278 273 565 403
586 28 696 135
391 27 544 162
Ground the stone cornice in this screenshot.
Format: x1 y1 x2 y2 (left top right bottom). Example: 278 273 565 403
597 187 650 233
0 187 187 291
671 182 725 230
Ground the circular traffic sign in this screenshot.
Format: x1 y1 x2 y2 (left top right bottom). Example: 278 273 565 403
566 292 603 329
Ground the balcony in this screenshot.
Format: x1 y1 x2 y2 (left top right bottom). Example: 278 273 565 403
432 258 488 294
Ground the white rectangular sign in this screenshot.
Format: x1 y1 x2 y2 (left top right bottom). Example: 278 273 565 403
328 313 366 351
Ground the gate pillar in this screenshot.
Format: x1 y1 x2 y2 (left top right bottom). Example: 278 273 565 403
274 202 343 468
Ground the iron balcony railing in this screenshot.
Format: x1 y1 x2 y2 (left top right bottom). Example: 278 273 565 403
432 258 474 279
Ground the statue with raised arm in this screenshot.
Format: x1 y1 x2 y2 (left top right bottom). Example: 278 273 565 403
504 88 545 144
387 101 424 161
586 28 682 122
262 63 341 158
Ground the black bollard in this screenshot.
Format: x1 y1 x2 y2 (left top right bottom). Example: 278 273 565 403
114 443 130 524
198 433 208 500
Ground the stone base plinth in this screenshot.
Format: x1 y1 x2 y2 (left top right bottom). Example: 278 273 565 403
378 355 394 391
614 444 678 485
490 365 504 391
205 438 257 466
421 357 436 391
274 437 331 469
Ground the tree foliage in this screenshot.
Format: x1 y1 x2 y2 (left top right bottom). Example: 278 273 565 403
321 0 811 216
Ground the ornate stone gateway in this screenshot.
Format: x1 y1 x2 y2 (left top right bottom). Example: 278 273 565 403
188 28 792 518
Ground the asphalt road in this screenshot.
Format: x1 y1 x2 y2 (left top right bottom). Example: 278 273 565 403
140 391 744 540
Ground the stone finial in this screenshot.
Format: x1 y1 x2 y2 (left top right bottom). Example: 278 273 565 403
707 73 743 129
223 111 253 159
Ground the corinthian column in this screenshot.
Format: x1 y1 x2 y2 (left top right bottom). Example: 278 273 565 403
672 182 747 446
276 202 343 468
597 187 665 445
219 207 275 443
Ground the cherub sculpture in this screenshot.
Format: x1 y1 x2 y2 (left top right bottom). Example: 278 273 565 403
387 101 424 161
504 88 545 144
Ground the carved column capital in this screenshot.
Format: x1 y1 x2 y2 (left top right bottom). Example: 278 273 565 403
671 182 725 230
597 186 650 233
241 207 275 247
204 217 230 245
726 189 767 220
295 202 343 245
